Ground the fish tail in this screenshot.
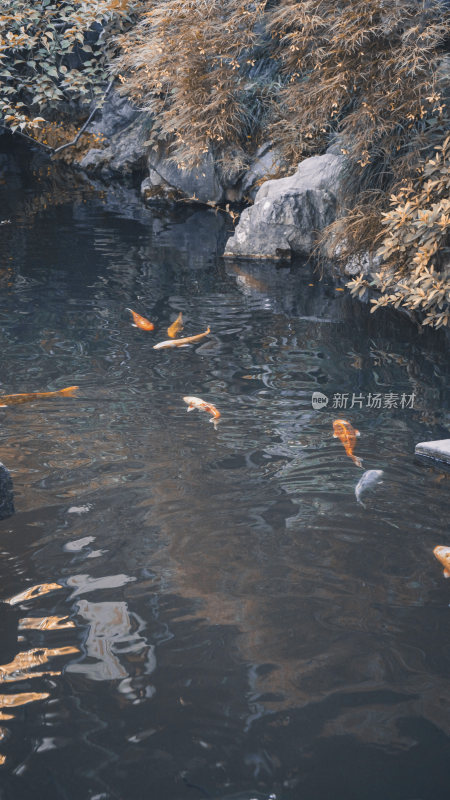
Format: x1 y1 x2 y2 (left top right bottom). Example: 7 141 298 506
352 454 363 468
58 386 79 397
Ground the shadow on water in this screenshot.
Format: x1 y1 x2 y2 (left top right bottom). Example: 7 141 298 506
0 147 449 799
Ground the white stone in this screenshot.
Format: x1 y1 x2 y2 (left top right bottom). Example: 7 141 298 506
415 439 450 466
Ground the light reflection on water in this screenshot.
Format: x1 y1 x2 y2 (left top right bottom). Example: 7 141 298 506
0 156 449 799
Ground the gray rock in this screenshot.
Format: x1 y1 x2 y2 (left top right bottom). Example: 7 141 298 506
343 251 381 277
90 91 140 139
145 146 223 204
80 90 281 203
241 143 281 201
415 439 450 468
224 154 345 259
0 461 14 521
81 91 152 177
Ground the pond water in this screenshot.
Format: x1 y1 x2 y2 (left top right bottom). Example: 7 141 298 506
0 153 449 800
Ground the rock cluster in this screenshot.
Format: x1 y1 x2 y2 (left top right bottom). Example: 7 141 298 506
80 93 354 267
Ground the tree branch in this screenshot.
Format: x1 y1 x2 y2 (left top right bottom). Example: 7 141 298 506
51 78 115 155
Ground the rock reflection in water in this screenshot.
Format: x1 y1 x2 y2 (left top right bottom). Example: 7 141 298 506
67 599 156 689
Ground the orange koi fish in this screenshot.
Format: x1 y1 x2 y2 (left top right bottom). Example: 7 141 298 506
126 308 154 331
0 386 78 407
167 312 184 339
332 419 362 467
183 395 221 429
153 326 211 350
433 546 450 578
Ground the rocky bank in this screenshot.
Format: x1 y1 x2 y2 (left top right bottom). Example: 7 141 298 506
78 91 353 270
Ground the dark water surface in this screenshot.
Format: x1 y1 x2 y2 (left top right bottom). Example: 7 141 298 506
0 157 449 800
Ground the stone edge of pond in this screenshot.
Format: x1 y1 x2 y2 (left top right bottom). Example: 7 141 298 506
415 439 450 471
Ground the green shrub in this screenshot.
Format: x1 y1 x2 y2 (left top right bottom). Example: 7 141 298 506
0 1 138 139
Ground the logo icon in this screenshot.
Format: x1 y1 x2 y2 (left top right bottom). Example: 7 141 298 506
312 391 329 410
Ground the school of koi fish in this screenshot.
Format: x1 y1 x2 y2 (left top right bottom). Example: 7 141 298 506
0 306 447 580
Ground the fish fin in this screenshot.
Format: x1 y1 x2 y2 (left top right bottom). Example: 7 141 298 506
332 433 337 438
357 499 366 508
0 404 7 408
131 324 137 328
444 569 450 579
355 429 360 436
187 406 195 412
177 344 191 348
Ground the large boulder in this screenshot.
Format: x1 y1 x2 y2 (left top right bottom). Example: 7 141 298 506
142 142 282 205
80 91 152 178
240 142 281 201
224 153 345 259
142 145 224 204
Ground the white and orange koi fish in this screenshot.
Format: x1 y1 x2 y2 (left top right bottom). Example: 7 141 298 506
153 327 210 350
434 546 450 578
183 395 220 429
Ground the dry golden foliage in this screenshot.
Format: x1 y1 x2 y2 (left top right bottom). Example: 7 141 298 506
268 0 450 173
356 134 450 329
114 1 268 170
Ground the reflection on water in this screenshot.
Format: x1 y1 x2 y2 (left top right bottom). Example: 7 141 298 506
0 150 449 799
0 645 78 682
67 599 155 685
19 616 75 631
6 583 63 606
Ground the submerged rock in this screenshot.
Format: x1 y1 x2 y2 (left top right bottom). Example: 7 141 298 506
0 461 14 520
224 154 345 260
